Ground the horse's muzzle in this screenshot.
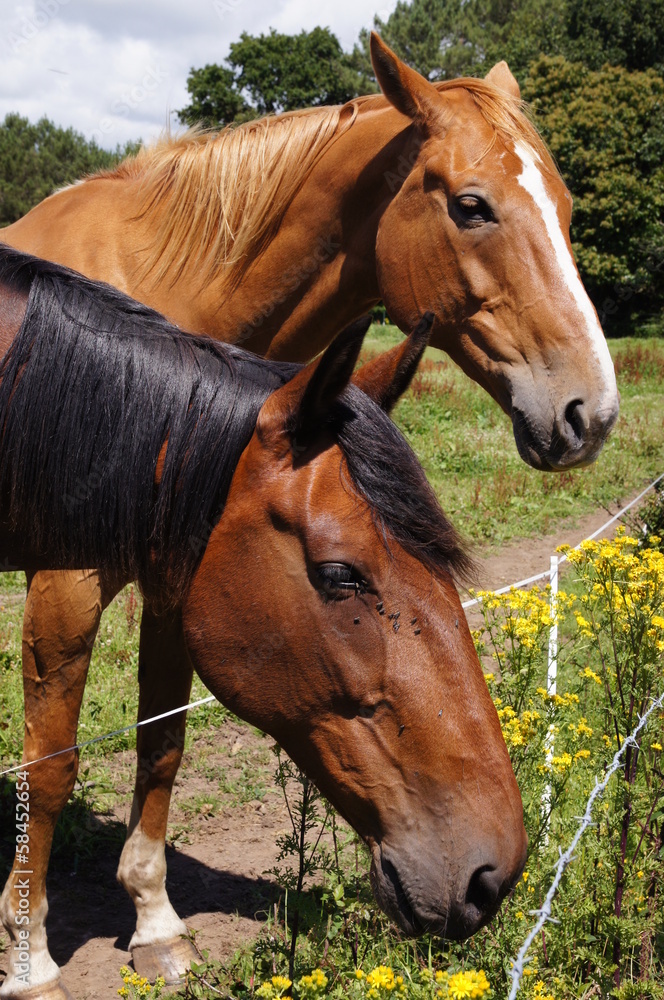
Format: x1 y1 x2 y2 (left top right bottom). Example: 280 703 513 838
369 837 527 941
511 392 619 472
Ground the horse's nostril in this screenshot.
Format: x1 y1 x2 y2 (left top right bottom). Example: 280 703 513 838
465 865 501 919
563 398 587 445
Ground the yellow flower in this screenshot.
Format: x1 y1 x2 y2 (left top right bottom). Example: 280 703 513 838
651 742 662 752
272 976 292 992
298 969 328 995
445 970 490 999
551 752 573 773
366 966 396 991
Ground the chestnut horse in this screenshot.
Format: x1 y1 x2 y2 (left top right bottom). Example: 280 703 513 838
1 32 614 992
0 247 526 997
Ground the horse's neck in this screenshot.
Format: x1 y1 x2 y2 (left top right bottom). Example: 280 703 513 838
2 104 411 361
196 104 414 360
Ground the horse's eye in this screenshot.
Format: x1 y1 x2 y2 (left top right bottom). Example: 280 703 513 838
454 194 494 225
316 562 368 600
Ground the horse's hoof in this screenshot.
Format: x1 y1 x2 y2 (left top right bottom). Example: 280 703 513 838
0 980 75 1000
131 935 198 984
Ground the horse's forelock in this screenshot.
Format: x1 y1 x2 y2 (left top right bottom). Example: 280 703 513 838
336 386 472 584
433 77 556 171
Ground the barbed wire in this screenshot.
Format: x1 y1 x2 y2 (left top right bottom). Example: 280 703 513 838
507 688 664 1000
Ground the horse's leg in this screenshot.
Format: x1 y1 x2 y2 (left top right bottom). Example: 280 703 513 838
0 569 111 1000
116 605 197 984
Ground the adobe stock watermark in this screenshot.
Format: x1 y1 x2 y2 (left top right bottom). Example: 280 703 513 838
90 65 169 146
12 771 32 988
235 234 341 344
383 133 423 193
6 0 72 55
63 458 106 513
211 0 244 21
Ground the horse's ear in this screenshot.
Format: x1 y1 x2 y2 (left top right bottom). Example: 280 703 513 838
353 313 433 413
258 317 371 454
291 317 371 448
484 61 521 100
370 32 445 131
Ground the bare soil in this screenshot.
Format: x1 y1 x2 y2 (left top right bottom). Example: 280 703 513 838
0 494 646 999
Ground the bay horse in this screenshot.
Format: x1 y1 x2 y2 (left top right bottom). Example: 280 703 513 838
0 247 527 998
0 32 614 992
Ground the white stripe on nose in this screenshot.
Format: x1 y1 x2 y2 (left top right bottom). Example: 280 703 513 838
514 143 617 406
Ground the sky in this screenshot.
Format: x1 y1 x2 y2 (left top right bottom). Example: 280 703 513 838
0 0 397 149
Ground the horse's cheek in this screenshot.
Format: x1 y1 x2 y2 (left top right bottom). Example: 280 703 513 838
376 193 457 332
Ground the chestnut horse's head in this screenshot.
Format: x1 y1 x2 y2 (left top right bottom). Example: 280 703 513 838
370 35 619 472
182 318 527 940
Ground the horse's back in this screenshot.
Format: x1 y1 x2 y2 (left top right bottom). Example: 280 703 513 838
3 177 144 297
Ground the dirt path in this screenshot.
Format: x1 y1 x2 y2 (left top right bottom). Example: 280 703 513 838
460 495 640 596
0 492 652 999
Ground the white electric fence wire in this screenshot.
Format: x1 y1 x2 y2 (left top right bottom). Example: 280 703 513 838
507 688 664 1000
461 471 664 610
0 695 217 777
1 473 662 779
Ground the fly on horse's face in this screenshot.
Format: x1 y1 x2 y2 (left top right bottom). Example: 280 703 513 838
183 322 528 940
371 36 619 473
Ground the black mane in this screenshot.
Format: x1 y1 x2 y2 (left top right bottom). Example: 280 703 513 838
0 244 468 601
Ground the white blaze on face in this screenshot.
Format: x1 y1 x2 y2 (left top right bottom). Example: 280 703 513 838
514 142 618 411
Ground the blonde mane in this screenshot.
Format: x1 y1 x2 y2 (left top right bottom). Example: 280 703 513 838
100 105 357 289
94 78 551 290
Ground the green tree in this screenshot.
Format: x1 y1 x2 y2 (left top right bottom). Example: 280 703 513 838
354 0 664 82
565 0 664 73
523 57 664 335
353 0 569 82
0 114 137 226
176 64 251 128
355 0 481 82
178 27 371 128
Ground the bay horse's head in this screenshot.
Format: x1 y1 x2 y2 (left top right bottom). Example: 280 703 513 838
370 35 619 472
182 318 527 940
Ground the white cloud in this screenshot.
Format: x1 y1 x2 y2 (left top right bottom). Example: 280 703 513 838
0 0 396 148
